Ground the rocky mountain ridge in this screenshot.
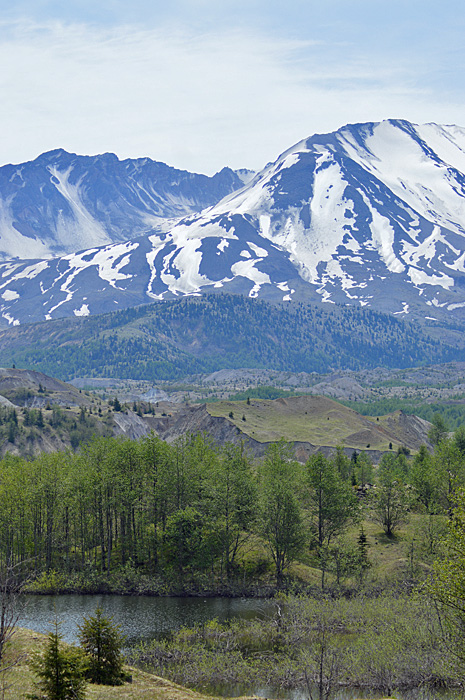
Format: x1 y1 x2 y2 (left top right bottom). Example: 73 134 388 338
0 366 432 461
0 148 251 260
1 120 465 325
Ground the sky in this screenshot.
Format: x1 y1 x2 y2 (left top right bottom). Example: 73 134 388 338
1 0 465 174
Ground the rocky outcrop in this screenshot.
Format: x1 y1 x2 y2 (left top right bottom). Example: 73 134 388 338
149 403 429 462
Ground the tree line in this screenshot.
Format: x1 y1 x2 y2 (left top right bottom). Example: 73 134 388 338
0 293 456 383
0 422 464 592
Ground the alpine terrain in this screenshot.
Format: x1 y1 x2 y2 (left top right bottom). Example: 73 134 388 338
1 119 465 326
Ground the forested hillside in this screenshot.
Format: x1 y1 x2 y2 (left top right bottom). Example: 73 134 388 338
0 294 458 381
0 429 462 595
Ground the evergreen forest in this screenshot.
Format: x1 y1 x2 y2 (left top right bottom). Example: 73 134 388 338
0 294 458 381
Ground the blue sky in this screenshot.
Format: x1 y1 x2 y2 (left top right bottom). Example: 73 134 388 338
1 0 465 173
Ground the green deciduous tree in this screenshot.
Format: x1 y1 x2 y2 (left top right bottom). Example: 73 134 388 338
370 454 411 537
209 443 257 579
259 441 304 586
409 444 439 512
454 425 465 456
162 507 204 575
354 452 374 488
428 488 465 673
431 438 465 514
306 453 360 550
428 412 449 446
306 453 360 588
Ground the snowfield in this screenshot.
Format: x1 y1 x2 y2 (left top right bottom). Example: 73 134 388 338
1 119 465 325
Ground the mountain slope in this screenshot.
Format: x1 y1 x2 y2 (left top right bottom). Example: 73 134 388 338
2 120 465 326
0 149 249 260
0 365 432 459
0 295 457 382
158 119 465 317
206 395 431 453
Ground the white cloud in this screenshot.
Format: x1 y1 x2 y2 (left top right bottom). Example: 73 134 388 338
0 19 464 174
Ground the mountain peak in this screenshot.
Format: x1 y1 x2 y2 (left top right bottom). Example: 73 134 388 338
1 120 465 327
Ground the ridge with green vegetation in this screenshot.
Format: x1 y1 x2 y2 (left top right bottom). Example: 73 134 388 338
0 294 459 381
206 394 430 453
0 367 157 457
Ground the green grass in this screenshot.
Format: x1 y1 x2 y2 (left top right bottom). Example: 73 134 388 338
207 395 412 451
3 628 255 700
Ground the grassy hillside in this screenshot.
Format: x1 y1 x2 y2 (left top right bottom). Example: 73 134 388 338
0 294 458 381
0 368 151 458
207 394 430 451
4 628 244 700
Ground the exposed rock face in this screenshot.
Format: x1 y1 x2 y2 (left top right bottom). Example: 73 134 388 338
112 411 152 441
0 365 432 461
148 401 432 462
0 149 248 260
3 120 465 325
0 367 90 407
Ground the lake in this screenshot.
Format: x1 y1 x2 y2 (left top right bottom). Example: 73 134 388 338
19 594 461 700
19 593 273 646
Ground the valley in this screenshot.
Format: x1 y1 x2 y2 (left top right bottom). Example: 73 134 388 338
3 0 465 691
2 120 465 700
0 364 434 459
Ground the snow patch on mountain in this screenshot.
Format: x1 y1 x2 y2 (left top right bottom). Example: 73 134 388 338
2 120 465 325
74 303 90 317
230 258 271 297
160 239 212 295
338 120 465 238
2 312 19 326
408 267 453 290
249 242 268 257
48 165 112 250
275 158 349 283
217 239 229 253
364 196 405 274
0 199 52 260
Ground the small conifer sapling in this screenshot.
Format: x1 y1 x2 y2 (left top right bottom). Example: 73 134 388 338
78 607 126 685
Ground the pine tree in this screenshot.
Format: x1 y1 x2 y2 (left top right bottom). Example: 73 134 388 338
357 527 370 579
36 409 44 429
29 620 87 700
78 607 125 685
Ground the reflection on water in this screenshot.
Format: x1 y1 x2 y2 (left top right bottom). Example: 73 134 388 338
208 683 463 700
19 595 463 700
19 593 272 646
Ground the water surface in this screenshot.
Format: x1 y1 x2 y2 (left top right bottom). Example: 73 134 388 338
19 593 272 646
19 594 462 700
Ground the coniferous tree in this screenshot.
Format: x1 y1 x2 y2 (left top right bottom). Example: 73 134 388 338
36 409 44 429
29 620 87 700
78 607 125 685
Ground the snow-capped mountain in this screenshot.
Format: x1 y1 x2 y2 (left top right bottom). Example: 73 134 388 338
0 149 251 260
2 119 465 327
